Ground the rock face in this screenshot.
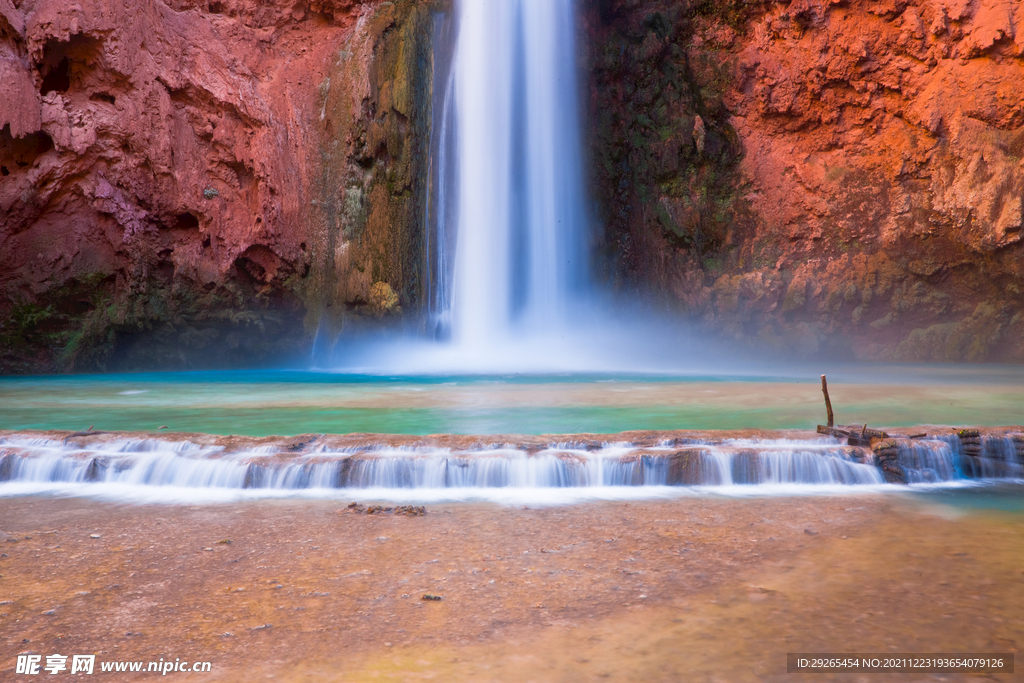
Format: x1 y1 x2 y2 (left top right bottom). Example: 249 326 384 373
3 0 1024 373
585 0 1024 361
0 0 433 372
308 1 435 354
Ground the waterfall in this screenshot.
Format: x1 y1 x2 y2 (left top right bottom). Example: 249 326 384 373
337 0 706 374
424 10 459 340
437 0 588 348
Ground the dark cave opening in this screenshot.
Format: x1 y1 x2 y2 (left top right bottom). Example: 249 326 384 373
40 57 70 94
175 213 200 230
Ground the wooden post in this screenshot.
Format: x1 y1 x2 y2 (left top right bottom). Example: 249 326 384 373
821 374 834 428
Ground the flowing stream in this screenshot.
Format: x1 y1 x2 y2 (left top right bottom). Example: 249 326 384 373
1 433 1021 504
2 2 1021 505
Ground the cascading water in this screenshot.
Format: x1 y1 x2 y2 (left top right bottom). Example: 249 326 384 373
3 434 1021 504
449 0 588 347
424 10 459 340
357 0 602 372
334 0 724 373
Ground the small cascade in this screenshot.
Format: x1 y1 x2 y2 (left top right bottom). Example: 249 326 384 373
2 434 1020 497
874 433 1024 483
722 441 881 485
895 439 960 483
942 433 1024 479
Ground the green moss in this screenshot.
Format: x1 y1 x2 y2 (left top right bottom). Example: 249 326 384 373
687 0 769 31
825 165 851 182
305 0 433 338
589 1 756 271
702 256 725 274
0 273 118 371
781 278 808 314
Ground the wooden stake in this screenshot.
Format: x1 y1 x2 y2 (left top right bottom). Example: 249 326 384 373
821 374 834 428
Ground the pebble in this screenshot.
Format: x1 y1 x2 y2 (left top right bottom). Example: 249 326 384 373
90 534 101 539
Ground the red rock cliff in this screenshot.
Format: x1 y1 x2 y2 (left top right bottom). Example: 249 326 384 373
3 0 1023 372
586 0 1024 361
0 0 433 372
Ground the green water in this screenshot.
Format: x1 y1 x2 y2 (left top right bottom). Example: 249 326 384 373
1 366 1022 436
907 484 1024 515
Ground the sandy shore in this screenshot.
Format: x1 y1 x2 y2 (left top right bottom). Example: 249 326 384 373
1 493 1021 681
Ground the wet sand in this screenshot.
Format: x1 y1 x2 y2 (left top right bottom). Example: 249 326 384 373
1 494 1020 681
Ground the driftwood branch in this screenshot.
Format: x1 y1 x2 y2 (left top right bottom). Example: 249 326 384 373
816 375 892 445
821 374 834 428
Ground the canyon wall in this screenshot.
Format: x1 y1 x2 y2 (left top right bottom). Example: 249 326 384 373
0 0 434 372
585 0 1024 362
3 0 1024 373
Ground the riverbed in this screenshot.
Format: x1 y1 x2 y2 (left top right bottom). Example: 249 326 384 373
1 492 1020 681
